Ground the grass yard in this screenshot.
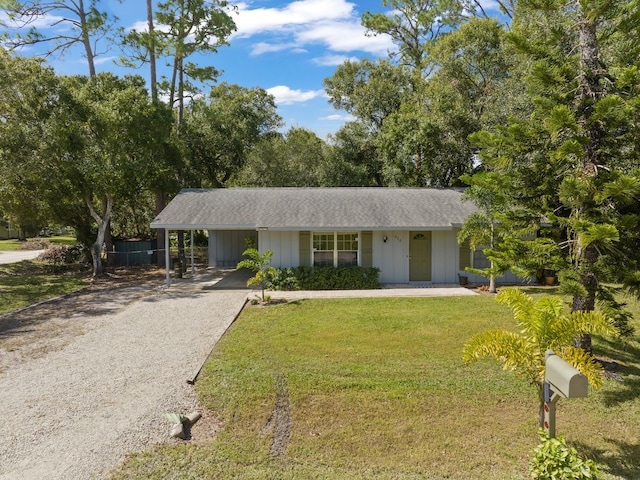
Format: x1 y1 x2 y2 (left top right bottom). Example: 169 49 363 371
0 235 77 251
113 291 640 479
0 236 88 314
0 239 28 251
0 261 90 315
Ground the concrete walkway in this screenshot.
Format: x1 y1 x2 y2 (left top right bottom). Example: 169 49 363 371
264 285 478 301
172 268 479 300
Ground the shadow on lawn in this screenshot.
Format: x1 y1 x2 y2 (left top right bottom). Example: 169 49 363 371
574 438 640 480
595 337 640 407
0 266 246 338
0 283 156 338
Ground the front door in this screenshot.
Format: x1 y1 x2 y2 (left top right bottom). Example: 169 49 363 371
409 231 431 282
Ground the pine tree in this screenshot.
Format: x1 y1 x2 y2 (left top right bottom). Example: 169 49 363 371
470 0 640 346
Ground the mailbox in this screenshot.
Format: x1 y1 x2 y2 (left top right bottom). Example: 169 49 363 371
545 350 588 399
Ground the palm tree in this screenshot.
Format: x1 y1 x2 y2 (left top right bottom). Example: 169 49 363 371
463 288 617 426
237 248 275 302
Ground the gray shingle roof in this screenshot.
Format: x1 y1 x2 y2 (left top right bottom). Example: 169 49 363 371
150 187 476 231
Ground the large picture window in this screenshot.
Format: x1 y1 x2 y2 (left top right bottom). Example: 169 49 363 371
313 232 358 267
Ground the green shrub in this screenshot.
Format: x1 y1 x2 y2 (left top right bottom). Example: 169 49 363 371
267 267 300 290
529 430 598 479
269 266 380 290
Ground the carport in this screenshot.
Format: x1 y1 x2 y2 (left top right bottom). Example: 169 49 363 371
150 189 259 286
155 229 255 287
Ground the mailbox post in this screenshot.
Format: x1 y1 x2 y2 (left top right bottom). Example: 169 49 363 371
543 350 589 438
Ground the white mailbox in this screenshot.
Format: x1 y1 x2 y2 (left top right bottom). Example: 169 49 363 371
545 351 588 399
543 350 590 438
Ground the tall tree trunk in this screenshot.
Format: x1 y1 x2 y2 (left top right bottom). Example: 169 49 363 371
77 0 96 78
572 10 603 352
489 262 497 294
86 194 113 278
146 0 158 103
146 0 166 267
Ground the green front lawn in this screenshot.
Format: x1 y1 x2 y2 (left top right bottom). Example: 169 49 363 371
114 293 640 479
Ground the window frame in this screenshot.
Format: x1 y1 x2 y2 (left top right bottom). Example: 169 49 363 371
312 231 359 268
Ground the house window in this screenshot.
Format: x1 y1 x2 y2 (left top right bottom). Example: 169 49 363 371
313 232 358 267
472 249 490 269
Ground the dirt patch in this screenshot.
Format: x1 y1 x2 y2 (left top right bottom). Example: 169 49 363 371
246 298 291 308
188 407 224 443
261 373 292 459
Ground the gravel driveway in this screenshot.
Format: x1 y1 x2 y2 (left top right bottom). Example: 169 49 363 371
0 271 249 480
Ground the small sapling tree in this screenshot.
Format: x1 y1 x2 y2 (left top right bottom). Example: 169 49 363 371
237 248 275 302
463 288 617 427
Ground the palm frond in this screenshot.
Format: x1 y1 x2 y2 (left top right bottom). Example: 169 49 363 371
557 346 606 389
463 330 539 383
566 310 618 338
496 288 535 326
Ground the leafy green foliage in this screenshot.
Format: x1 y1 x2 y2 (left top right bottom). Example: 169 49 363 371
529 430 599 480
182 83 282 188
463 288 617 424
232 127 327 187
466 0 640 348
458 171 521 292
236 248 275 301
153 0 236 105
268 266 380 290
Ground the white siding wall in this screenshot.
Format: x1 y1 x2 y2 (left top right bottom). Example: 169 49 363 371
258 231 299 268
372 231 409 284
432 230 460 284
208 230 256 267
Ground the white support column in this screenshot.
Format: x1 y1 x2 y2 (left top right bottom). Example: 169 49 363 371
190 230 195 275
165 229 171 287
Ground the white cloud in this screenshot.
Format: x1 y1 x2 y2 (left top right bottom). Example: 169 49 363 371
250 42 305 55
266 85 325 105
94 56 117 66
297 20 391 55
0 11 67 30
232 0 355 38
322 113 355 122
127 20 148 32
232 0 394 57
475 0 503 12
311 54 360 66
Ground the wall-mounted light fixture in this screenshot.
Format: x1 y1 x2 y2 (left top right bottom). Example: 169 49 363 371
383 235 388 243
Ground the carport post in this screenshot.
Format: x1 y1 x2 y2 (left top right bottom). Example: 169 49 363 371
190 230 195 275
165 229 171 287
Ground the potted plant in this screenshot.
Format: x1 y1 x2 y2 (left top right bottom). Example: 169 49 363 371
543 268 556 286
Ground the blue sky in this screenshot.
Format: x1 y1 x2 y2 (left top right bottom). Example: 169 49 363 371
2 0 502 138
1 0 398 138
